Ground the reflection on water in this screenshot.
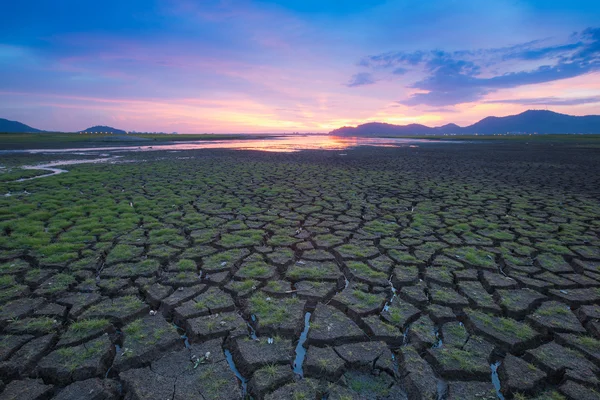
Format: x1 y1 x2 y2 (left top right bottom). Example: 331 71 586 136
3 136 454 181
17 157 122 181
2 135 450 154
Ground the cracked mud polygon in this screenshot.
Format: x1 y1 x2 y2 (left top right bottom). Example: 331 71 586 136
1 140 599 400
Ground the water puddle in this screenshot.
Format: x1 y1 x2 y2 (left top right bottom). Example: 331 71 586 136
244 314 258 340
14 157 122 181
382 294 396 312
3 191 30 197
247 323 258 340
432 326 443 348
390 353 400 377
389 277 398 295
172 322 185 331
224 349 248 396
381 280 398 312
293 312 311 377
402 326 410 346
182 334 191 349
436 379 448 400
383 277 398 312
105 342 122 378
17 167 68 181
0 135 456 155
172 322 192 350
491 361 505 400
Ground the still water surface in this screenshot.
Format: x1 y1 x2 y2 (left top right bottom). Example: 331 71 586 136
4 135 451 154
3 135 455 181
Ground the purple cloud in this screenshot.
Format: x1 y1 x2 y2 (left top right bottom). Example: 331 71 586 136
486 95 600 106
353 27 600 107
346 72 376 87
392 67 408 75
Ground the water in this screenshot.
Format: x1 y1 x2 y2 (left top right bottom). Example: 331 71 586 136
247 323 258 340
105 343 122 378
432 326 443 348
250 313 258 337
172 322 184 331
293 312 311 377
383 295 396 312
391 353 400 377
402 326 410 346
436 379 449 400
1 135 453 155
17 166 68 181
224 349 248 396
491 361 505 400
4 136 453 182
182 335 191 349
14 157 122 181
383 277 398 312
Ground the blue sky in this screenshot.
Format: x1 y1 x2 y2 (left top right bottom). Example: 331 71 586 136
1 0 599 132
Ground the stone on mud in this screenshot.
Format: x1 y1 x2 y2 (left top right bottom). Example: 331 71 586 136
400 346 438 400
186 311 246 341
37 335 115 385
304 345 346 379
53 378 120 400
446 380 496 400
231 336 292 375
248 364 294 398
0 379 54 400
113 315 180 372
0 333 55 379
499 354 546 394
307 304 366 345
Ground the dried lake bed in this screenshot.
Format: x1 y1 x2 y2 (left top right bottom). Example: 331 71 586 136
0 137 599 399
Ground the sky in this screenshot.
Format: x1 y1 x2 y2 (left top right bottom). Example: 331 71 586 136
1 0 599 133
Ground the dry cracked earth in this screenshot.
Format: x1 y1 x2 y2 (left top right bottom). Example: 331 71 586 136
0 142 599 400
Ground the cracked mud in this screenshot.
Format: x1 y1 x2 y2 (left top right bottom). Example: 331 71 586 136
0 142 599 399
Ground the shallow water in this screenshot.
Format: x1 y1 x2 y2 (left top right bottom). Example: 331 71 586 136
1 135 452 154
15 157 122 181
491 361 505 400
437 379 449 400
293 311 311 377
224 349 248 395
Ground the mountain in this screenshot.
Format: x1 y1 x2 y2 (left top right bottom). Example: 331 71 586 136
465 110 600 134
0 119 129 134
0 118 43 133
340 122 435 136
330 110 600 136
81 125 127 134
437 123 461 133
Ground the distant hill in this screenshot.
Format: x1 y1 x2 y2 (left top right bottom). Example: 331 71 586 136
0 118 42 133
330 110 600 136
81 125 127 134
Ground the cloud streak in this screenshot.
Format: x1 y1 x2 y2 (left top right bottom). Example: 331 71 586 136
1 1 600 131
346 72 376 87
353 27 600 107
486 95 600 106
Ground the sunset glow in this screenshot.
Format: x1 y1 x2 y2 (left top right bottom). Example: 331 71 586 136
1 1 599 133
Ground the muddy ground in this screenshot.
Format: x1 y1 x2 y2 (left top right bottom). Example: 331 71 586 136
0 141 599 399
